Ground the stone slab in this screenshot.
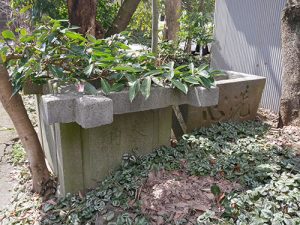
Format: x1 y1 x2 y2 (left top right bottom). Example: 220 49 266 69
40 86 219 129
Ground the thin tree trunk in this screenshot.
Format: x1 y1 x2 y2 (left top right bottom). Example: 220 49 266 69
151 0 159 54
105 0 141 37
279 2 300 127
0 64 51 194
67 0 97 36
199 0 205 12
164 0 181 41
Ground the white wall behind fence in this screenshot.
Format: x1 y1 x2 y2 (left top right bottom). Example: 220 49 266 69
211 0 286 113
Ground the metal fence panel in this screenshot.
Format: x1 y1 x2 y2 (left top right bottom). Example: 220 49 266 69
211 0 286 113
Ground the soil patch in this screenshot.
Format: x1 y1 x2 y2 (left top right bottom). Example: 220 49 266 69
140 169 240 224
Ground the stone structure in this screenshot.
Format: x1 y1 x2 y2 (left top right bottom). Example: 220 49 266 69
35 85 219 195
172 71 266 137
29 71 265 195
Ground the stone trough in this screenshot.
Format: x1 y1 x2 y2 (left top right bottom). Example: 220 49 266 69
34 84 218 195
28 70 265 195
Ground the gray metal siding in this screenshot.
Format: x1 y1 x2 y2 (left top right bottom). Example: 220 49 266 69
211 0 286 113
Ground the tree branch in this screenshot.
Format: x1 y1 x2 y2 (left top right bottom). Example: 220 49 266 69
105 0 142 37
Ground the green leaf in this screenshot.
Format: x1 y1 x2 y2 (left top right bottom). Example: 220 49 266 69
112 66 143 73
166 61 174 80
93 51 111 58
86 34 96 43
198 64 209 72
2 30 15 40
118 43 130 50
151 77 164 87
174 65 187 71
183 76 199 85
101 78 111 95
48 65 64 78
65 31 86 42
140 77 151 99
144 70 162 77
111 83 125 92
84 82 98 95
171 79 188 94
20 5 32 14
128 80 140 102
83 64 94 77
20 28 27 36
211 184 221 196
189 63 195 75
198 77 213 88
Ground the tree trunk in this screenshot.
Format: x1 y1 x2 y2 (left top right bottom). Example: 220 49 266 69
105 0 142 37
165 0 181 41
151 0 159 54
199 0 205 12
184 0 192 53
0 64 51 194
279 2 300 127
67 0 97 36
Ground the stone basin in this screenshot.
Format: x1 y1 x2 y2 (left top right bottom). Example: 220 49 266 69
33 83 219 195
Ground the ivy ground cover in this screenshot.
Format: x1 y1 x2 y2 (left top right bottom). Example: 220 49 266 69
1 119 300 225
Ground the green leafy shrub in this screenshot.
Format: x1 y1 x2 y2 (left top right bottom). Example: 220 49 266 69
0 18 220 101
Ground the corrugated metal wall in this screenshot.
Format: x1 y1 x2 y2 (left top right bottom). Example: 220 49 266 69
211 0 286 113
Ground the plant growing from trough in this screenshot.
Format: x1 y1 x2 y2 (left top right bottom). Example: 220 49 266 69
0 18 221 102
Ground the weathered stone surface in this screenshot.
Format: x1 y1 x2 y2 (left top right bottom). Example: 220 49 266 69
110 86 218 114
172 71 266 137
41 94 114 129
40 86 218 129
37 99 172 195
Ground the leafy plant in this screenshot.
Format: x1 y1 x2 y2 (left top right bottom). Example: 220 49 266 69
10 142 27 165
0 18 220 102
179 12 214 47
3 121 300 224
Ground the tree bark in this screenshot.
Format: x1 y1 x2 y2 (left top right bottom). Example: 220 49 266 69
151 0 159 54
199 0 205 12
279 2 300 127
67 0 98 36
165 0 181 41
0 64 51 194
105 0 142 37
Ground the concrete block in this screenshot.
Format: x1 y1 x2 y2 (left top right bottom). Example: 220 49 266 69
75 96 113 129
42 94 77 124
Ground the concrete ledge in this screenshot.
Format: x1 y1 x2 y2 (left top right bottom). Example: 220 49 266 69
41 86 219 128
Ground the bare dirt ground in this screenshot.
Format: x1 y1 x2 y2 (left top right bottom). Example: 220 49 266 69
0 102 18 211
